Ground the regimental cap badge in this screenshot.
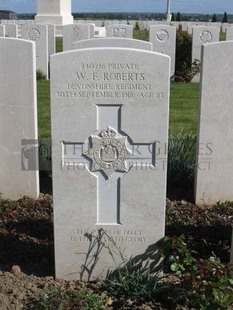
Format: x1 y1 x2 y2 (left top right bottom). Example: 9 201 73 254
83 127 132 179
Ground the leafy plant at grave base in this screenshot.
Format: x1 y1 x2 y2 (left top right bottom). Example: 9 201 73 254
100 230 185 307
161 235 233 309
167 130 196 187
32 287 105 310
37 69 47 81
175 29 200 82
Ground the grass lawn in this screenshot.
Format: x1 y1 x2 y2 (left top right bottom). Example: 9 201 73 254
37 80 200 138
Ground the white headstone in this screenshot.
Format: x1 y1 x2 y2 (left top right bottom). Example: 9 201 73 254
35 0 73 25
51 47 170 280
192 26 219 82
106 24 133 38
5 24 18 38
21 24 49 79
72 38 153 51
48 24 56 57
226 27 233 41
195 42 233 205
0 38 39 199
0 25 5 37
149 25 176 77
222 23 229 33
63 24 90 51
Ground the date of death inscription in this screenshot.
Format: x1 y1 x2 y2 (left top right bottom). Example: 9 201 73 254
55 63 164 100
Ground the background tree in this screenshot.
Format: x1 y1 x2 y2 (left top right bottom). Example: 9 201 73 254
171 12 175 21
176 12 181 22
222 12 228 23
212 14 217 22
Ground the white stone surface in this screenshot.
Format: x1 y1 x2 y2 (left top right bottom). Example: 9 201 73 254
4 24 18 38
35 0 73 25
0 38 39 199
226 27 233 40
63 24 90 51
94 27 106 38
0 25 5 37
149 25 176 77
72 38 153 51
192 26 219 82
106 24 133 38
51 47 170 280
21 24 49 78
48 24 56 57
195 42 233 205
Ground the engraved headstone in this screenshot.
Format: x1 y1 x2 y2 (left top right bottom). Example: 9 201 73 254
195 41 233 205
0 38 39 199
51 47 170 280
192 26 219 82
4 24 18 38
106 24 133 38
48 24 56 57
149 25 176 77
21 24 49 78
63 24 90 51
72 38 153 51
35 0 73 25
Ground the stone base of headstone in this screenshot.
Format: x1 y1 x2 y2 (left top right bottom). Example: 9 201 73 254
35 15 73 26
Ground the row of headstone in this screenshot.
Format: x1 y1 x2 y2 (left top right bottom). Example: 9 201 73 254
1 36 232 279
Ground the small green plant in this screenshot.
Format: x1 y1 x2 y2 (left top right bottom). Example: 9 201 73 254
33 287 105 310
175 29 201 82
167 130 197 185
134 20 140 30
37 69 47 81
161 235 233 309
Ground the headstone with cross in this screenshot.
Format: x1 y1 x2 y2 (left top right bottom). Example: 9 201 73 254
106 24 133 38
51 47 170 280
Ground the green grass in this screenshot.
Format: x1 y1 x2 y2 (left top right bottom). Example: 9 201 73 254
133 29 149 41
37 80 50 138
37 80 199 138
56 37 63 53
220 31 226 41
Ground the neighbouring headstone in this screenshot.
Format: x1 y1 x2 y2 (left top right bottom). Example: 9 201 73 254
226 27 233 41
192 26 219 82
195 41 233 205
0 25 5 37
48 24 56 57
21 24 49 78
106 24 133 38
72 38 153 51
35 0 73 25
0 38 39 199
63 24 90 51
51 47 170 280
149 25 176 77
4 24 18 38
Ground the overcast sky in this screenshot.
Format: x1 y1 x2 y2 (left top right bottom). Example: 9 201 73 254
0 0 232 14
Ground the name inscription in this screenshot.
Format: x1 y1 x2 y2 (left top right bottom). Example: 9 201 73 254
55 62 164 100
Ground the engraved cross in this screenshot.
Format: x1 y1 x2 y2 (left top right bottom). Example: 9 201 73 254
62 105 155 225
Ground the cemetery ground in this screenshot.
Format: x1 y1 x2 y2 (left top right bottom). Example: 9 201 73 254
0 80 232 309
0 32 233 309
